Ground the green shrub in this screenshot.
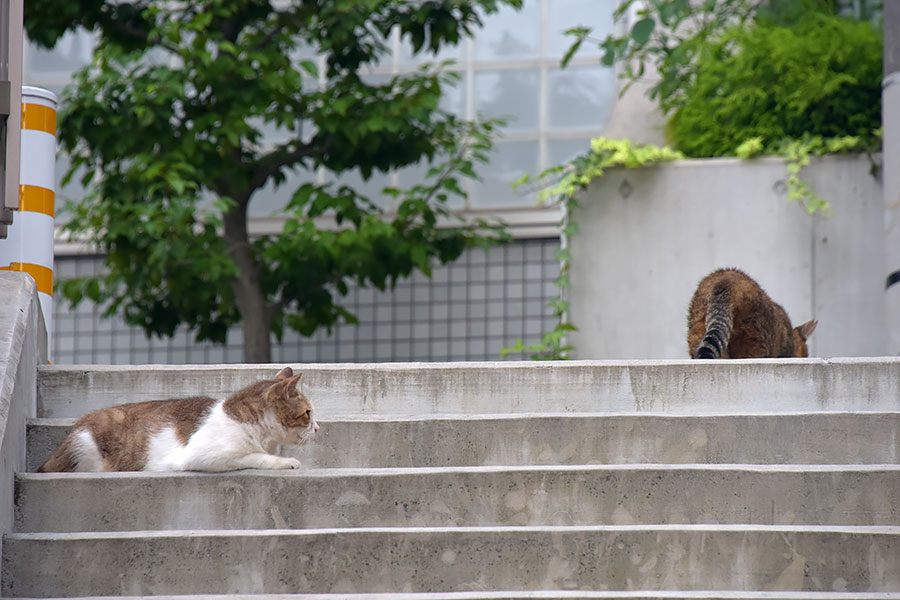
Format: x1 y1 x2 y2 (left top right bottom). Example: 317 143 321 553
667 13 882 158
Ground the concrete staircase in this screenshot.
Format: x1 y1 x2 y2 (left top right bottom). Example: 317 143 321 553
3 359 900 599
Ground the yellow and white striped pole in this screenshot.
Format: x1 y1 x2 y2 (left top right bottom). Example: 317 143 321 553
0 86 57 357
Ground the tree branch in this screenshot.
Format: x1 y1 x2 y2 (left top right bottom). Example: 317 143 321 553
251 10 291 53
417 133 472 207
99 5 182 56
247 141 330 194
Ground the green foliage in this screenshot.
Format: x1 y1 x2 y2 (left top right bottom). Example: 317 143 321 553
561 1 882 216
29 0 521 361
738 133 873 214
564 1 879 114
535 137 684 203
503 138 683 360
667 12 882 158
775 134 873 213
566 0 758 112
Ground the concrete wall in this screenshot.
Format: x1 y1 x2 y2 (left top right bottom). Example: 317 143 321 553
0 272 46 578
568 154 885 359
602 79 666 147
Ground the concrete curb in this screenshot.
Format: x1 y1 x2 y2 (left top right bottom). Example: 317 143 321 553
4 526 900 596
8 594 900 600
35 358 900 418
26 412 900 471
15 465 900 532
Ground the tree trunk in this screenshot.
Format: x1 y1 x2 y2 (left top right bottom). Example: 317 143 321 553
222 200 273 363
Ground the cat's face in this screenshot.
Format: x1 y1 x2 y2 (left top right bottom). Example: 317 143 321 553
270 368 319 444
792 319 818 357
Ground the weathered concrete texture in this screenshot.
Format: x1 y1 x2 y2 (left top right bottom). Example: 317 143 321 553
568 155 885 359
0 272 45 594
3 526 900 597
35 359 900 417
14 361 900 599
15 466 900 533
8 594 900 600
26 412 900 471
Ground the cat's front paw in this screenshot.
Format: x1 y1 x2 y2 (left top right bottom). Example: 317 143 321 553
279 457 302 469
241 453 302 470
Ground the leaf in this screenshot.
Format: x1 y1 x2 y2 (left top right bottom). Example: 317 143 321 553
735 137 764 158
500 338 525 356
561 27 591 68
630 18 655 45
299 60 318 78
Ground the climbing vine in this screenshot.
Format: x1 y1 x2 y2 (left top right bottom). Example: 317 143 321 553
736 133 881 214
502 138 683 360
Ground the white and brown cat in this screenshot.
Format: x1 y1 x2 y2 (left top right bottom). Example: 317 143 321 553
37 367 318 472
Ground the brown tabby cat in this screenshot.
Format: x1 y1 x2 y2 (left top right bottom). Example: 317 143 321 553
687 268 817 359
37 367 318 472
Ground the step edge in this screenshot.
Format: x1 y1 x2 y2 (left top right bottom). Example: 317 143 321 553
8 524 900 541
15 463 900 482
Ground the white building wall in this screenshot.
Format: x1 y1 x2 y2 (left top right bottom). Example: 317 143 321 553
568 154 885 359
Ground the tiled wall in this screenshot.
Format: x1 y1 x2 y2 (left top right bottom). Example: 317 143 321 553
52 238 561 364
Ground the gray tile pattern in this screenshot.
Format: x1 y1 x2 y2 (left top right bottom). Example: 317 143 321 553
52 238 561 364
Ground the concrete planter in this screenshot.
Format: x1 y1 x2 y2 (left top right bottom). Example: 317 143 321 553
569 154 884 359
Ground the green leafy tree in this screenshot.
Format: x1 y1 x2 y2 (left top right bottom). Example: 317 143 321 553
563 0 881 115
26 0 520 362
667 12 881 157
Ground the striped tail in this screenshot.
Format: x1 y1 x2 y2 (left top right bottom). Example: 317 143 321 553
694 281 733 359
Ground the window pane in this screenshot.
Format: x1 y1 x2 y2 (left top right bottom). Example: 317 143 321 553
474 1 539 60
474 70 539 133
324 167 395 211
54 152 88 226
547 0 616 58
547 138 593 167
470 140 539 208
548 66 615 131
438 75 465 116
248 168 318 217
396 159 467 211
25 31 94 80
396 25 462 66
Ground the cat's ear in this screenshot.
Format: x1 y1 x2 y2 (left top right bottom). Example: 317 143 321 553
274 367 294 380
796 319 818 340
286 372 303 389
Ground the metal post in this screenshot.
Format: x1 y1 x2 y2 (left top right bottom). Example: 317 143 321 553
884 2 900 355
0 87 57 359
0 0 22 232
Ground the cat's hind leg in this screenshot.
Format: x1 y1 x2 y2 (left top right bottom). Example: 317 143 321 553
71 429 106 471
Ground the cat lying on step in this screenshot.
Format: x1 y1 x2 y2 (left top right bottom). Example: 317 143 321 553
37 367 318 472
688 268 817 359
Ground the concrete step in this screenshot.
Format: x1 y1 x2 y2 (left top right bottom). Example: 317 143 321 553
15 465 900 533
15 360 900 599
7 593 900 600
25 412 900 471
35 359 900 418
4 526 899 597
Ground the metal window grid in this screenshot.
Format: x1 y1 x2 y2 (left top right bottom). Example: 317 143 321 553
51 238 561 364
